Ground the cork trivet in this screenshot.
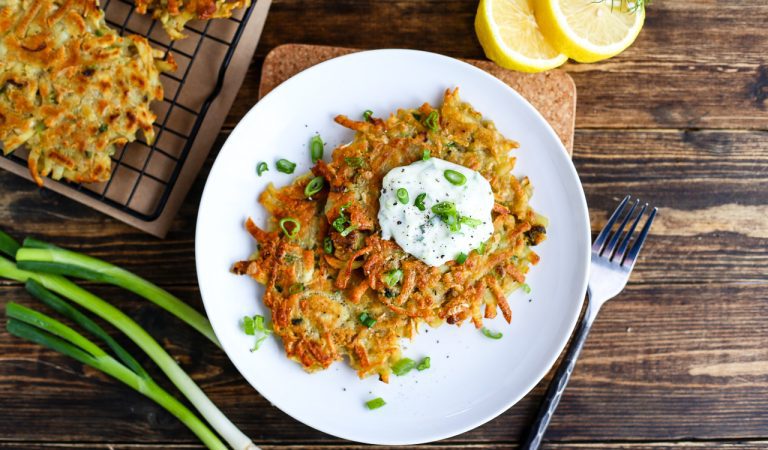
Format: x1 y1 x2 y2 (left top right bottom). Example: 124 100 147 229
259 44 576 155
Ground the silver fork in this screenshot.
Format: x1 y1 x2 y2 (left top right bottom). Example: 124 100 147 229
521 195 658 450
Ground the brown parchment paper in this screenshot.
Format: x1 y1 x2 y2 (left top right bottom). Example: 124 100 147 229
0 0 272 238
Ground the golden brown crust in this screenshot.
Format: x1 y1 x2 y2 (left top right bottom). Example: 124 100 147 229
0 0 175 186
134 0 251 40
234 89 547 381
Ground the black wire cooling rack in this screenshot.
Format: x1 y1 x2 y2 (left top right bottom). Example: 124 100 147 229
2 0 257 221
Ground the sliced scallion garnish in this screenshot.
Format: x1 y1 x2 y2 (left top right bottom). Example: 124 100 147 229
521 283 532 294
345 157 364 168
481 327 503 339
391 358 416 376
365 397 386 410
340 224 358 237
477 241 486 255
417 356 431 371
310 135 323 163
359 312 376 328
383 269 403 287
363 110 373 122
256 161 268 176
459 216 482 228
414 193 427 211
424 110 439 132
323 237 334 254
304 176 324 197
396 188 409 204
279 218 300 239
276 159 296 174
455 252 467 264
444 169 466 186
422 149 430 160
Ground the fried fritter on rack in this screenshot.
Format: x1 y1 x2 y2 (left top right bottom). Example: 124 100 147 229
135 0 251 40
233 89 547 381
0 0 176 186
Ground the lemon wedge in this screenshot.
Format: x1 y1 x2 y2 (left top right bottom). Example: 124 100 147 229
535 0 645 63
475 0 568 73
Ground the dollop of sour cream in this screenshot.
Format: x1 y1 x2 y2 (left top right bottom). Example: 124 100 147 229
378 158 494 267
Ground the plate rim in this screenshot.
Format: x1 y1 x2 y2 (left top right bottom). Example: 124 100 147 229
195 48 590 445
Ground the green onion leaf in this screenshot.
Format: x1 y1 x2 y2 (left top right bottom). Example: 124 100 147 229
383 269 403 287
431 201 457 217
332 216 346 233
417 356 431 371
481 328 503 339
363 110 373 122
521 283 532 294
411 112 422 121
391 358 417 376
323 237 334 254
256 162 268 176
98 124 108 134
276 159 297 174
396 188 409 204
455 252 467 264
414 193 427 211
340 225 358 237
459 216 482 228
279 218 300 239
477 241 486 255
310 135 324 163
424 111 439 132
345 157 364 168
359 312 376 328
365 397 386 410
444 169 467 186
289 283 305 295
0 229 20 258
243 316 255 335
304 176 324 197
422 149 431 160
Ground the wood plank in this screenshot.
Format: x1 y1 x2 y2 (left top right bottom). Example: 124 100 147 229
1 282 765 443
2 129 766 287
223 1 768 130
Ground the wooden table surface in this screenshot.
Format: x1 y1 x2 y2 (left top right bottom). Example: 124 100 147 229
2 1 767 449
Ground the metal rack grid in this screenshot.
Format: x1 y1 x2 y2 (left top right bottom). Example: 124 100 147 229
2 0 257 221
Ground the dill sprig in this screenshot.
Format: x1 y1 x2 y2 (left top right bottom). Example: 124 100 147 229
592 0 649 14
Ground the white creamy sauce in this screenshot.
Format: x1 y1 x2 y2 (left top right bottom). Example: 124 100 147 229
378 158 494 267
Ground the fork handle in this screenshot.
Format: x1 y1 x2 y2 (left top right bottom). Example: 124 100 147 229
520 300 598 450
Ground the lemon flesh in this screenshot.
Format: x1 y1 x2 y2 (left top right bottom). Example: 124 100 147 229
535 0 645 63
475 0 568 73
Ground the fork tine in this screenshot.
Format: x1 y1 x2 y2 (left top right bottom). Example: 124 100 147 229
614 202 648 262
592 195 631 253
623 207 658 268
605 199 639 259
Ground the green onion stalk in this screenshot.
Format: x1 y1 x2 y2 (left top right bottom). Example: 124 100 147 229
15 240 220 348
6 288 226 450
0 256 255 450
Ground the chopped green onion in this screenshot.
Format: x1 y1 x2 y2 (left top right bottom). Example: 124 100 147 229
459 216 482 228
359 312 376 328
417 356 431 371
363 110 373 122
455 252 467 264
365 397 386 410
383 269 403 287
411 112 422 121
345 157 364 168
289 283 305 295
304 176 324 197
424 111 439 132
477 241 486 255
310 135 323 163
340 224 358 237
414 193 427 211
276 159 296 174
481 328 503 339
323 237 334 254
98 124 108 133
0 229 20 258
242 316 256 335
431 201 457 217
445 214 461 232
422 149 431 160
391 358 417 376
256 162 268 176
279 218 300 239
444 169 466 186
396 188 409 204
521 283 532 294
332 216 346 233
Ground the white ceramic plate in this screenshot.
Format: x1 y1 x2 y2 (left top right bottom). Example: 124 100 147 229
196 49 590 445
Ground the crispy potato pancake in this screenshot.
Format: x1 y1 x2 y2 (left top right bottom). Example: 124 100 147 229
0 0 175 186
135 0 251 40
234 89 547 382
